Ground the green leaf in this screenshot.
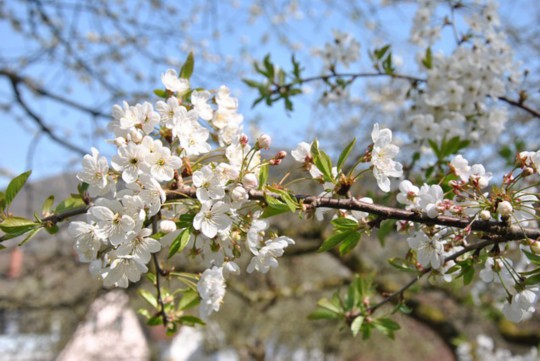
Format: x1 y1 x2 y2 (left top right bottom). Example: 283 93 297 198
168 228 191 259
177 213 195 229
310 140 334 182
55 195 86 213
308 307 341 320
18 227 42 246
318 230 358 253
387 257 416 273
422 47 432 69
525 274 540 286
331 217 359 232
178 315 205 326
337 138 356 171
0 191 5 213
377 219 395 247
178 289 200 311
139 289 158 308
373 317 400 339
351 316 364 337
316 296 343 314
41 195 54 216
153 89 168 98
179 52 195 80
263 54 275 80
261 194 291 218
523 250 540 266
338 232 361 255
147 315 164 326
0 217 39 234
258 164 269 189
5 171 31 207
459 262 475 286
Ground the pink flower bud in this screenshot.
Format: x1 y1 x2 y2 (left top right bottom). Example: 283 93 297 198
242 173 258 189
275 150 287 160
257 134 272 149
240 134 249 146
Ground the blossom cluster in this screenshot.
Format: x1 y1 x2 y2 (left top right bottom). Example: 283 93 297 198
398 152 540 321
408 0 520 143
69 69 294 319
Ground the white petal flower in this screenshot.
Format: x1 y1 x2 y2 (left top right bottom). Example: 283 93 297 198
77 148 114 196
161 69 190 94
450 155 471 182
111 142 149 184
370 123 403 192
193 201 231 238
192 90 213 120
247 236 295 273
103 256 148 288
117 227 161 263
146 147 181 182
192 166 225 203
88 200 136 245
197 266 226 320
69 221 102 262
407 231 444 269
396 180 420 209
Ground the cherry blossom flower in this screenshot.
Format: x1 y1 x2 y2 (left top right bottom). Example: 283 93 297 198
161 69 190 94
103 256 148 288
407 231 444 269
117 227 161 263
69 221 102 262
197 266 226 320
247 236 295 274
111 142 149 184
193 201 232 238
77 147 114 196
370 123 403 192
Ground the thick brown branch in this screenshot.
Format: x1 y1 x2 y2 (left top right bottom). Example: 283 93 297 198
165 187 540 241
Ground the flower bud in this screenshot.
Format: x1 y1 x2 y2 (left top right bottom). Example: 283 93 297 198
479 210 491 221
242 173 258 189
523 167 534 177
159 220 177 234
530 240 540 255
114 137 127 147
497 201 513 217
230 185 249 202
240 134 249 146
129 128 143 143
275 150 287 160
257 134 272 149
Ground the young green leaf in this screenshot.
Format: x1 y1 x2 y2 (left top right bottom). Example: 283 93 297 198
18 227 42 246
351 316 364 337
168 228 191 259
179 52 195 80
337 138 356 171
318 230 358 253
5 170 31 207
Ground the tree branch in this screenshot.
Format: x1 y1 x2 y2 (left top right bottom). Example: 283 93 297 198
498 96 540 119
5 73 88 155
0 69 109 119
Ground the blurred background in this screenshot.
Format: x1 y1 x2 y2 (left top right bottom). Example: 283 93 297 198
1 0 540 360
